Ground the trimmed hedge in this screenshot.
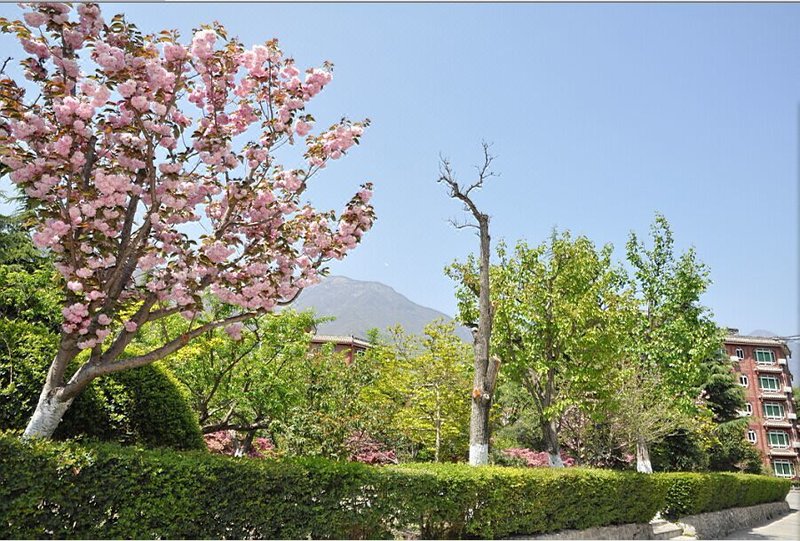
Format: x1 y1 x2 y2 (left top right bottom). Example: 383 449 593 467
657 471 791 519
385 462 665 538
0 435 791 539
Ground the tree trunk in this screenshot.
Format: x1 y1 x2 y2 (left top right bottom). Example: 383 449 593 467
542 418 564 467
434 392 442 463
439 146 499 466
469 399 491 465
23 382 73 439
636 436 653 473
234 430 256 457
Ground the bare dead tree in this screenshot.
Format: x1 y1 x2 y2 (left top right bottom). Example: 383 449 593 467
438 141 500 465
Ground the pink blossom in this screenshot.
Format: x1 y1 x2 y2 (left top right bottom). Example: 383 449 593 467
23 11 47 27
295 120 312 137
67 280 83 292
224 322 243 340
1 2 375 360
124 321 138 333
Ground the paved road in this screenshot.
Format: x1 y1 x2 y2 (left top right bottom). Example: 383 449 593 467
723 491 799 540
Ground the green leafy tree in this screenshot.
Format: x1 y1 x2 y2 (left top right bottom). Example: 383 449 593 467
453 231 631 467
366 321 472 462
625 213 724 472
275 343 380 460
147 305 318 455
605 356 697 472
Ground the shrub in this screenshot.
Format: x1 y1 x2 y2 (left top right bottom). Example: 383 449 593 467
204 430 275 458
0 435 790 540
0 434 389 540
385 462 663 539
495 447 576 468
0 435 663 539
0 322 204 451
657 471 791 519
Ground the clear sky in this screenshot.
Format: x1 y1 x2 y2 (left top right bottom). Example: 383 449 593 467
1 2 798 337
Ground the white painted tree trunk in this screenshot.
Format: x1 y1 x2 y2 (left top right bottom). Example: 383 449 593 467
636 436 653 473
23 383 73 439
469 443 489 465
548 452 564 467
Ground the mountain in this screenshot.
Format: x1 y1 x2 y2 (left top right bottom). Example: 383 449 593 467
290 275 473 342
748 329 800 383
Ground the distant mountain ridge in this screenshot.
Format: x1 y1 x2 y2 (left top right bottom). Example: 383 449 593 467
290 275 472 341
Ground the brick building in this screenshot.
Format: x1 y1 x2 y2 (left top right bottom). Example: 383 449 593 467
309 334 371 364
724 331 798 479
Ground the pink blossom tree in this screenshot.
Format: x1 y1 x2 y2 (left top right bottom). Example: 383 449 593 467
0 3 375 439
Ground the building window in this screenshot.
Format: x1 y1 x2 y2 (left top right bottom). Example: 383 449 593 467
747 430 757 444
735 348 744 360
772 460 795 478
743 403 753 416
768 431 790 448
739 375 749 387
755 349 775 365
759 376 781 392
763 403 785 419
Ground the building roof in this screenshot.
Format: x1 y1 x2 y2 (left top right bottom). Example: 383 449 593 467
724 333 792 357
310 335 372 349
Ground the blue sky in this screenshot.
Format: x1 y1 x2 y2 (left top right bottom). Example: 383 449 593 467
1 2 798 338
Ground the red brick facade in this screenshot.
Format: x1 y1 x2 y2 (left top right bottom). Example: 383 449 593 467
725 333 798 479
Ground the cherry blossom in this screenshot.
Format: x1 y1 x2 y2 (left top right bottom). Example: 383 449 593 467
0 3 376 439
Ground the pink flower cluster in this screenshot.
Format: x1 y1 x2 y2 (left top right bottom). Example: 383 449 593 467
501 448 576 468
346 432 398 465
204 430 275 459
0 2 376 352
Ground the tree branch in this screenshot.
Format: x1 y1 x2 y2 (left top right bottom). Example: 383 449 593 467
61 311 257 399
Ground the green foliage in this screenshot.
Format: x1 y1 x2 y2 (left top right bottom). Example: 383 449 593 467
387 463 665 539
1 434 674 540
449 231 632 462
0 214 203 449
625 213 724 409
0 434 389 540
657 471 790 519
651 429 711 472
275 343 380 460
153 306 318 442
706 420 764 474
0 435 787 539
362 321 472 462
701 353 746 424
0 331 204 450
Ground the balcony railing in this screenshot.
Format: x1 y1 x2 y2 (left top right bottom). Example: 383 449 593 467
764 418 793 428
760 392 789 401
755 364 784 373
778 358 788 365
769 448 798 457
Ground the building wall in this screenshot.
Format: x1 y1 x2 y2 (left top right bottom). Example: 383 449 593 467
725 339 798 479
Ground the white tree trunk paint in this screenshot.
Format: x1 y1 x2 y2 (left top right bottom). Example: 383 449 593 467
23 384 73 439
548 452 565 468
469 443 489 466
636 437 653 473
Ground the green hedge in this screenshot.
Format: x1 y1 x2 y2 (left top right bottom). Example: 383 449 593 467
385 463 665 538
656 471 790 519
0 435 790 540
